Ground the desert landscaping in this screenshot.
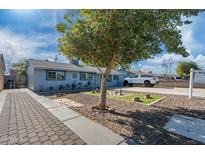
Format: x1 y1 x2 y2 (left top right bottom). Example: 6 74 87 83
46 90 205 144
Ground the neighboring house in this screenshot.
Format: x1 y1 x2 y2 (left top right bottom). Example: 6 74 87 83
27 59 124 92
194 71 205 84
4 69 17 89
4 69 27 89
130 70 153 76
117 67 132 79
0 54 5 91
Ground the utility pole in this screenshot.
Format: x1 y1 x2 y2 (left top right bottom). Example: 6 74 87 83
55 55 58 63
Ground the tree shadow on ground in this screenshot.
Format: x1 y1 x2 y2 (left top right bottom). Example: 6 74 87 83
110 106 205 145
49 93 205 145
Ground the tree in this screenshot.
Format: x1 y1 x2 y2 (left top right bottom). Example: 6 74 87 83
176 61 199 77
12 60 29 75
56 9 203 110
161 57 175 79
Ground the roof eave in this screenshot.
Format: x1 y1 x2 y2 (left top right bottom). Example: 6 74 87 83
33 66 94 73
33 66 123 75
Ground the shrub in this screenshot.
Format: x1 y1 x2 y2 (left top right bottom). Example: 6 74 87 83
49 86 53 91
59 85 64 90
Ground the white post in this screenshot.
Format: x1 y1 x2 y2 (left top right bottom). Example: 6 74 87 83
189 68 194 99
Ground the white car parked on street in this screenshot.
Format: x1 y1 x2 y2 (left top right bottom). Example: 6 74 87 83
123 74 159 87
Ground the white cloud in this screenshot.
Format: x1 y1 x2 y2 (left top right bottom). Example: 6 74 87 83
137 53 205 75
180 15 205 53
139 14 205 75
0 27 67 72
181 25 203 52
147 53 192 64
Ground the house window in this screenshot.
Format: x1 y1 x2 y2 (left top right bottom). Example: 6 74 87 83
47 71 56 80
47 71 65 80
80 72 93 81
107 75 112 82
57 72 65 80
80 73 87 80
113 75 119 80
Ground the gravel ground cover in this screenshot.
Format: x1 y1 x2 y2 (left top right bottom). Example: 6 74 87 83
47 91 205 145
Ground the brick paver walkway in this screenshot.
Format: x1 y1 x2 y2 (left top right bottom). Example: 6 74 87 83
0 92 87 145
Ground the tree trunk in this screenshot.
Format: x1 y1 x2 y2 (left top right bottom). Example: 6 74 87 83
98 53 116 110
99 74 108 110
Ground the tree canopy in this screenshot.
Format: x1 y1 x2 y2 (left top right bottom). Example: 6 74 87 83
176 61 200 77
12 60 29 75
56 9 203 110
56 10 203 67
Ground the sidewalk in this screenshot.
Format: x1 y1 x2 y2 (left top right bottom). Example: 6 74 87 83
115 87 205 98
0 89 133 145
0 90 86 145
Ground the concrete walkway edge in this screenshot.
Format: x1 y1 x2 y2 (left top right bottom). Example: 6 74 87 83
25 89 130 145
0 90 7 114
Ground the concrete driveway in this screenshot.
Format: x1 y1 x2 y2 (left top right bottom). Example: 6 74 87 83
115 87 205 98
0 89 129 145
0 90 86 145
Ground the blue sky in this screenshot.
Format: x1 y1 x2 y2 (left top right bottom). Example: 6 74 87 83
0 9 205 74
0 9 68 72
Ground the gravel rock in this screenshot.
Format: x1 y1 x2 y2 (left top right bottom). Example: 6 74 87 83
47 92 205 145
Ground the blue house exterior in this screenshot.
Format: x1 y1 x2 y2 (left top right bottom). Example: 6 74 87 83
27 59 124 92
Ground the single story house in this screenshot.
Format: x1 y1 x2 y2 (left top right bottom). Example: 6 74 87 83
27 59 124 92
0 54 5 91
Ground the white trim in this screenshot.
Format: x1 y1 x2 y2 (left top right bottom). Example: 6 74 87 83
189 68 194 99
